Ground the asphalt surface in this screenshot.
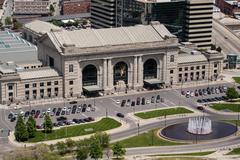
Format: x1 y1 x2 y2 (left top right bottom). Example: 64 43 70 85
0 82 240 157
212 19 240 54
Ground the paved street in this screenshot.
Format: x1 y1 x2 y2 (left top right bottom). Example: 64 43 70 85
212 19 240 54
1 81 240 157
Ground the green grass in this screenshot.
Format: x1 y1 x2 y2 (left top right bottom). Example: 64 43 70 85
27 118 121 142
209 103 240 112
134 107 193 119
115 129 183 148
233 77 240 84
224 120 240 126
227 148 240 155
156 151 214 156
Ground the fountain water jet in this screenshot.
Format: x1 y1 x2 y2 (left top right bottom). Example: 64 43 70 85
187 116 212 135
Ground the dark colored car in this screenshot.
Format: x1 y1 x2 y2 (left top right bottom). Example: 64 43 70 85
116 113 124 118
88 117 95 121
8 113 14 119
136 98 141 105
197 106 204 111
31 110 36 116
72 105 77 114
10 117 16 122
197 99 203 103
57 116 67 121
24 111 30 117
121 100 126 107
141 98 145 105
69 101 78 104
131 101 135 106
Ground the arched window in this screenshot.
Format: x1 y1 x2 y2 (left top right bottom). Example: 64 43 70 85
113 62 128 85
144 59 157 79
82 65 97 86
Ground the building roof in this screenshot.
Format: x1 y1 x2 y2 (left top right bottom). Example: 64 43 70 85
47 23 175 54
18 67 60 80
178 53 208 63
0 31 38 63
220 17 240 25
24 20 61 35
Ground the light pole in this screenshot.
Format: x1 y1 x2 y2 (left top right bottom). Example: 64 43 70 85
137 120 140 136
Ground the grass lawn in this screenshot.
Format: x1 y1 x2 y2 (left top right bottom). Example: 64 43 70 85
27 118 121 142
155 158 207 160
233 77 240 84
114 129 183 148
209 103 240 112
227 148 240 155
156 151 214 156
134 107 193 119
224 120 240 126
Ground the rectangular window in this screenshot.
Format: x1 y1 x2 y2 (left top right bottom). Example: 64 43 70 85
47 81 51 86
32 90 37 99
214 70 217 73
55 87 59 96
202 65 205 69
196 66 200 70
184 67 188 71
179 68 182 71
170 55 174 62
69 64 74 72
40 82 44 87
8 85 13 90
54 81 58 85
170 70 174 74
40 89 44 98
32 83 37 88
25 84 29 89
69 80 74 85
214 63 218 68
47 88 51 97
190 66 194 70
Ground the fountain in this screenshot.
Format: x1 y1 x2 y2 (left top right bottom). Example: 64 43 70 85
187 117 212 135
160 116 237 141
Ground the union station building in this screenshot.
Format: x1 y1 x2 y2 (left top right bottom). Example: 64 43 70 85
0 22 224 104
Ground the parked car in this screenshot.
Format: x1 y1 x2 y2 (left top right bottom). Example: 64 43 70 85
116 113 124 118
151 96 155 103
57 116 67 121
121 100 126 107
136 97 141 105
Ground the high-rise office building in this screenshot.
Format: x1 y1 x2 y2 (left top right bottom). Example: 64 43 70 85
183 0 213 48
91 0 213 48
91 0 117 28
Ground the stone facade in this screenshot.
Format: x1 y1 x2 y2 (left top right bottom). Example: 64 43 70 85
62 0 90 15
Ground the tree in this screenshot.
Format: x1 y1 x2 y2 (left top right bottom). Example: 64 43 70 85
210 44 216 50
216 46 222 52
89 139 103 160
92 132 110 149
43 114 53 133
56 141 67 155
65 138 76 152
112 142 126 159
15 114 29 142
5 17 12 25
76 146 89 160
26 116 36 138
49 4 55 15
226 87 239 100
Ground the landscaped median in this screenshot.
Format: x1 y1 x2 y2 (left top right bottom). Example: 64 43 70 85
134 107 193 119
233 77 240 84
27 118 121 142
209 103 240 112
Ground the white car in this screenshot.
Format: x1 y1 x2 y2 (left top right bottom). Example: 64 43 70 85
146 99 150 104
63 107 67 111
116 100 120 104
86 107 91 112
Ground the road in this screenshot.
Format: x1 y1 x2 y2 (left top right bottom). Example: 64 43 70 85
212 19 240 54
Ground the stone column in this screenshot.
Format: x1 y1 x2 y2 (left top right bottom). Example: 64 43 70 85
78 64 83 96
138 56 143 87
103 59 108 90
162 54 168 83
133 56 138 88
107 58 113 90
158 58 163 81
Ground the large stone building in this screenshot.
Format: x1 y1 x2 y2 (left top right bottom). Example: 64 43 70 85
0 23 224 104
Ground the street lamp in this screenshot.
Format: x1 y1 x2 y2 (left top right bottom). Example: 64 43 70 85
137 120 140 135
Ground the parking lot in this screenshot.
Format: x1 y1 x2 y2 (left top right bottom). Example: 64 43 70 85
2 82 236 130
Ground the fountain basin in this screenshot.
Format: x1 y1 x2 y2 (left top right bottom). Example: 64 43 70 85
161 121 237 141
